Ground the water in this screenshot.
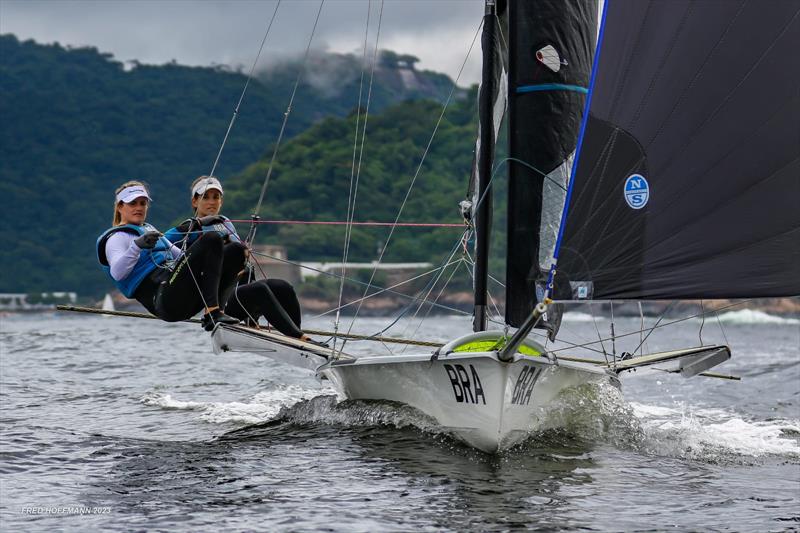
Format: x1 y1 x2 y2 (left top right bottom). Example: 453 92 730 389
1 311 798 531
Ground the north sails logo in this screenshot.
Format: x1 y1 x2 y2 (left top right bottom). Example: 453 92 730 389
624 174 650 209
536 45 568 73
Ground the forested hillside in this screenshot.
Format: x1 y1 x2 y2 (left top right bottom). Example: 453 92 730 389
0 35 468 296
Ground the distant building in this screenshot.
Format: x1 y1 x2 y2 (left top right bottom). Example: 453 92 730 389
249 245 301 284
248 244 434 285
298 261 433 281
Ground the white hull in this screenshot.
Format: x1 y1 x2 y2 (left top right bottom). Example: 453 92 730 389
320 351 615 452
212 325 616 452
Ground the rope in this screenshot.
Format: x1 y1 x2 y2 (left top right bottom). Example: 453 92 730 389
54 305 440 347
208 0 282 178
342 18 484 339
547 299 754 355
400 256 464 353
335 0 377 352
251 0 325 226
228 219 464 228
248 249 470 317
55 305 741 380
698 299 706 346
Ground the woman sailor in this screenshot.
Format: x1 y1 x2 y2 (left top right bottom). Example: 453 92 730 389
165 176 310 341
96 181 240 328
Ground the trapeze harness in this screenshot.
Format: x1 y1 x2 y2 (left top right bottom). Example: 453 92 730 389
163 216 241 247
96 223 173 298
98 222 235 321
163 216 304 337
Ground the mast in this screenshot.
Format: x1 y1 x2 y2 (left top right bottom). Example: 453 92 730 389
473 0 497 332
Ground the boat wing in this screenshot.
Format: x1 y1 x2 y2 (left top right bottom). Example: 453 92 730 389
211 323 350 372
612 345 731 378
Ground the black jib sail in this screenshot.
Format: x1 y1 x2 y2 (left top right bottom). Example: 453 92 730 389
551 0 800 301
505 0 598 327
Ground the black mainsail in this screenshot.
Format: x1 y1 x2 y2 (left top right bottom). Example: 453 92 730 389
551 0 800 301
505 0 598 327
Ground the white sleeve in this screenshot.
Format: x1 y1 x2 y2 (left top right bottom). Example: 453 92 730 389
168 243 182 260
105 232 142 281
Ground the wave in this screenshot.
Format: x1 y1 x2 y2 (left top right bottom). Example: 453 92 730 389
141 382 799 462
140 385 327 425
562 312 605 323
524 386 799 462
711 309 799 325
630 402 800 461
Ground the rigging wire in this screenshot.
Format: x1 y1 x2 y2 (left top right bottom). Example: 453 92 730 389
631 302 675 355
335 0 384 352
351 228 472 343
714 308 731 346
398 254 465 350
227 219 463 228
698 299 706 346
638 301 645 355
208 0 283 179
541 300 755 358
590 302 610 363
248 249 469 317
342 17 484 339
251 0 326 232
169 2 286 311
610 301 616 359
461 252 503 322
337 0 372 328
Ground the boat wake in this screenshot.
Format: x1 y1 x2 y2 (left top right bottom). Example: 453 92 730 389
140 385 325 425
629 402 800 463
141 382 800 462
708 309 799 325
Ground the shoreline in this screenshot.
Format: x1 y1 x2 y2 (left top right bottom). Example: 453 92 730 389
7 296 799 319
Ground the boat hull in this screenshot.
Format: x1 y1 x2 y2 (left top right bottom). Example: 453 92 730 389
319 351 615 452
211 324 617 452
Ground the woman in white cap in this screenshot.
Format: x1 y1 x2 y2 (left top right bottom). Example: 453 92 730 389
165 176 311 340
164 175 249 328
96 180 240 328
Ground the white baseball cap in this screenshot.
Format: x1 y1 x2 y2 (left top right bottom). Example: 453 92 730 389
192 176 224 197
116 185 152 204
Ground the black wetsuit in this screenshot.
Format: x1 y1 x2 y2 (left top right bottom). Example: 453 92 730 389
134 232 246 321
225 278 304 338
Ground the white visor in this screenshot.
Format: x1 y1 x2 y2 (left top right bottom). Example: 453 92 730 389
116 185 151 204
192 177 223 197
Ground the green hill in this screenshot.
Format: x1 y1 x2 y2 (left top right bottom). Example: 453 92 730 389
0 34 467 297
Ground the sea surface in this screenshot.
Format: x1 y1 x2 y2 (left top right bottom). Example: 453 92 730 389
1 309 798 531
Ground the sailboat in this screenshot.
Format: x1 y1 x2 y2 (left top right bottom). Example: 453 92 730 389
101 293 115 314
211 0 799 452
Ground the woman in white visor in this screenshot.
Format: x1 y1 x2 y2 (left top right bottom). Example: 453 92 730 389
165 176 312 341
96 180 240 328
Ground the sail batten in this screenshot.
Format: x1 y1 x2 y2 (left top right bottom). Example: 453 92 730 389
551 0 800 301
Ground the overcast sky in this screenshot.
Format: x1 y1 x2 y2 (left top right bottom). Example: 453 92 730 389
1 0 486 83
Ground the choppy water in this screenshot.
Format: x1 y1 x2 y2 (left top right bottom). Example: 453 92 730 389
1 310 798 531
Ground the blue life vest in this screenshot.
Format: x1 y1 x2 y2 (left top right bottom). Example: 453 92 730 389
164 216 241 247
96 223 173 297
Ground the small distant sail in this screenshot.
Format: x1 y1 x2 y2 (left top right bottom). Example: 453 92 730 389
102 293 115 314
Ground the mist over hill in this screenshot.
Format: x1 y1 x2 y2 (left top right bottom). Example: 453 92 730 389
0 34 472 297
